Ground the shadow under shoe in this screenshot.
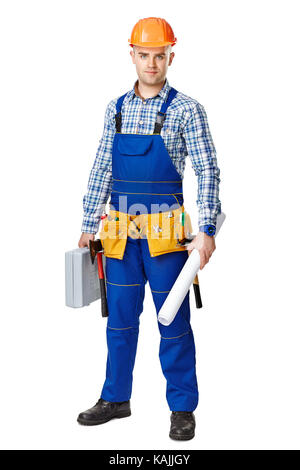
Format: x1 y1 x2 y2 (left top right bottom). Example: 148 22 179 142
77 398 131 426
169 411 196 441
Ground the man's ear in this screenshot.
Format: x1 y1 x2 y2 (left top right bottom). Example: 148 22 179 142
130 48 136 64
169 51 175 66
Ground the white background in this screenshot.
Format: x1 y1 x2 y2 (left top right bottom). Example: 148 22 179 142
0 0 299 450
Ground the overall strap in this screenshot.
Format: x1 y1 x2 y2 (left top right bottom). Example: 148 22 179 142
153 87 178 134
115 92 127 132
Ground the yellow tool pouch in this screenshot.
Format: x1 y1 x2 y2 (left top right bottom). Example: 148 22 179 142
98 206 193 260
146 206 193 257
98 212 128 259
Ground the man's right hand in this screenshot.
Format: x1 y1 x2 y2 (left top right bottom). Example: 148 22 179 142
78 232 95 248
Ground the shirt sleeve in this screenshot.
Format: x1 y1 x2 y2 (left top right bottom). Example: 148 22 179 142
81 100 115 234
182 102 222 230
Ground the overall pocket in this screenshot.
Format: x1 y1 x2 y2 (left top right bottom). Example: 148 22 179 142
117 135 153 156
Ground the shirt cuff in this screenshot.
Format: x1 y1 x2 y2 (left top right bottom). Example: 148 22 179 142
81 216 100 235
197 204 221 231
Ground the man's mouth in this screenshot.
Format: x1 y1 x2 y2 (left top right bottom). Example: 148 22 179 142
146 71 158 74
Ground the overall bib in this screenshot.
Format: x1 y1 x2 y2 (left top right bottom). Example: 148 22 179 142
100 87 199 412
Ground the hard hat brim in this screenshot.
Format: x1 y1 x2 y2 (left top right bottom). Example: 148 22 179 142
128 39 176 47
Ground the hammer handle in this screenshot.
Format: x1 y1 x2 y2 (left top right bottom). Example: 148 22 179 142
100 278 109 318
193 283 202 309
96 252 109 317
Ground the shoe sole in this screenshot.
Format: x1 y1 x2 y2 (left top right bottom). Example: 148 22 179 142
77 410 131 426
169 432 195 441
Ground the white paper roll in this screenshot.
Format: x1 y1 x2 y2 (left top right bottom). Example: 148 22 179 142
158 212 226 326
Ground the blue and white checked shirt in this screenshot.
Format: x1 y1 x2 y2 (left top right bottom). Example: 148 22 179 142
81 79 221 234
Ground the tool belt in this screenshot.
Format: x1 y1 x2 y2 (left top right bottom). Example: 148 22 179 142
98 205 193 260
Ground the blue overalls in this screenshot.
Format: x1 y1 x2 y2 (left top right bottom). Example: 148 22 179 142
100 87 199 412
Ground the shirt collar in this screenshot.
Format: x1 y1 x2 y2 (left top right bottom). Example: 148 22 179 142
124 78 171 104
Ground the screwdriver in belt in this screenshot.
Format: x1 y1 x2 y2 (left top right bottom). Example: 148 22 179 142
130 215 141 233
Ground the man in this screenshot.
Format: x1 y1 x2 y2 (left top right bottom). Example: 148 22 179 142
77 17 221 441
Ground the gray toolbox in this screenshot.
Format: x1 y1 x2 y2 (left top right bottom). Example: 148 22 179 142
65 247 106 308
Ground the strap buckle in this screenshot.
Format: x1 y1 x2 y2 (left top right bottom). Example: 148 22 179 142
156 111 166 125
153 112 166 134
115 112 122 132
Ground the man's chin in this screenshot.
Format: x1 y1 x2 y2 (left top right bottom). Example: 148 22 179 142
141 74 163 85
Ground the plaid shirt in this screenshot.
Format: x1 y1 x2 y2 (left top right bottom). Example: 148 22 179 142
81 79 221 234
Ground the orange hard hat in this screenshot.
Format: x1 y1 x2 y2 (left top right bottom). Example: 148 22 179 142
128 17 177 48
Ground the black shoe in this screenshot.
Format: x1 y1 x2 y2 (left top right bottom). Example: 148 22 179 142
169 411 195 441
77 398 131 426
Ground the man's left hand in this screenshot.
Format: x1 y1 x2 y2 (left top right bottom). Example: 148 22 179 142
185 232 216 270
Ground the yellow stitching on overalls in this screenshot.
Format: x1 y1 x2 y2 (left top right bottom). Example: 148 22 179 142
160 331 190 340
108 207 185 216
151 289 171 293
172 194 180 205
107 326 133 330
112 178 182 183
112 191 183 195
115 132 160 135
106 281 141 287
133 284 143 324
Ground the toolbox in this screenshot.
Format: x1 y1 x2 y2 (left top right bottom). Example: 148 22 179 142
65 247 106 308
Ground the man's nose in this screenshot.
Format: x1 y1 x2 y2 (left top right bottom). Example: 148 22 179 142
148 57 156 68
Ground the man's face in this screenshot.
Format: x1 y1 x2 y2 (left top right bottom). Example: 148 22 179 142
130 45 175 85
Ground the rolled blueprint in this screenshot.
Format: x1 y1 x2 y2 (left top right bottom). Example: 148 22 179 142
158 212 226 326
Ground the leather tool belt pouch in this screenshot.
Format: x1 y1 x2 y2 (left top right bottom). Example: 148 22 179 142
98 206 193 260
